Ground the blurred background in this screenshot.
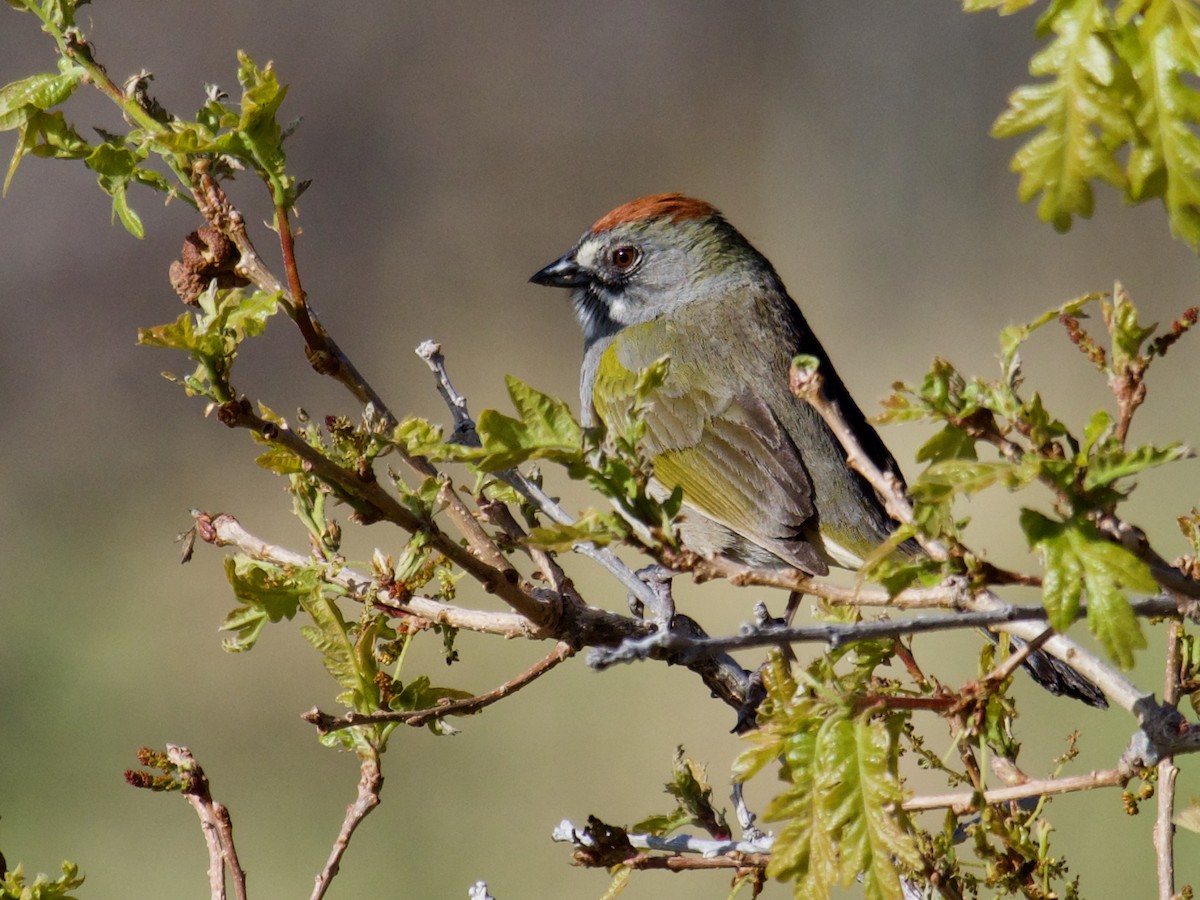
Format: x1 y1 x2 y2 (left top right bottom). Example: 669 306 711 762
1 3 1198 898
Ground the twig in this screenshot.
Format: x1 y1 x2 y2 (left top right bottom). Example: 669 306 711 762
1155 619 1183 900
413 339 699 616
588 606 1061 669
552 819 773 858
903 765 1132 814
193 175 416 445
416 340 478 444
166 744 248 900
589 598 1182 669
303 642 574 733
436 477 523 588
311 751 383 900
196 511 543 638
788 361 1151 715
686 554 968 608
195 510 751 712
213 403 557 627
976 628 1052 692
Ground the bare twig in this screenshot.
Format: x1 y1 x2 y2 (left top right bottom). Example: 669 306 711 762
976 628 1052 692
311 751 383 900
1155 619 1183 900
552 818 773 859
303 641 574 733
903 765 1132 814
166 744 248 900
589 597 1182 669
589 606 1058 668
436 477 523 588
788 361 1151 715
416 340 478 444
196 511 543 638
195 510 751 712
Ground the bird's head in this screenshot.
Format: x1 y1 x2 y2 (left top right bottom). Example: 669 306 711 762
530 193 767 346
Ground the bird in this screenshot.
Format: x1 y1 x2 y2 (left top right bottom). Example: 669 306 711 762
530 192 1106 708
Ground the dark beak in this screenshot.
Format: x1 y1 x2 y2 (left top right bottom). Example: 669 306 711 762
529 252 590 288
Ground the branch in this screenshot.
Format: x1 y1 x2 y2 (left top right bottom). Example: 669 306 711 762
165 745 247 900
303 641 574 734
788 360 1151 715
587 594 1184 668
552 818 773 862
196 511 543 638
416 340 478 444
588 606 1059 669
415 339 674 616
1155 619 1183 900
211 402 558 627
903 765 1132 814
192 174 418 449
310 751 383 900
195 510 752 712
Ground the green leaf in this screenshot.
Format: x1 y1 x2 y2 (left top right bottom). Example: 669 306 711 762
524 510 621 551
138 287 281 395
1105 287 1157 371
915 459 1030 497
1121 1 1200 249
4 108 90 194
391 674 472 735
472 376 583 471
299 593 367 702
254 444 305 475
0 67 83 129
0 860 84 900
992 0 1136 231
108 179 143 238
962 0 1039 12
1021 510 1153 666
221 556 319 651
915 425 978 463
1000 293 1101 373
1084 440 1191 488
393 417 447 457
764 713 917 899
233 52 295 203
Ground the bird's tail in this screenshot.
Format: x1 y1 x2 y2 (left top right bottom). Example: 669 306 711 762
985 630 1108 708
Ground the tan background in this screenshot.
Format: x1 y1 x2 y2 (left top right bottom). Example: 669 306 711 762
1 3 1198 897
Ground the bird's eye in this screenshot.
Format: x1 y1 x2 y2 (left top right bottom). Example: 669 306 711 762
610 246 640 270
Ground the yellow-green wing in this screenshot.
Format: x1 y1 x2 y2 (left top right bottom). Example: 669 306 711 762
593 334 826 574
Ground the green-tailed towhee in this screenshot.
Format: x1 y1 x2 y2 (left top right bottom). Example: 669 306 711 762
531 193 1105 707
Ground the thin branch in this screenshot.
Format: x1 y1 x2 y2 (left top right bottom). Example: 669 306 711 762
788 361 1152 715
414 338 718 622
212 403 557 627
552 818 773 859
903 765 1132 814
976 628 1052 693
588 596 1184 669
416 340 478 444
436 477 523 587
303 641 574 734
196 511 543 638
684 553 968 608
196 510 751 712
1155 619 1183 900
311 751 383 900
193 174 417 446
589 606 1058 669
166 744 248 900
